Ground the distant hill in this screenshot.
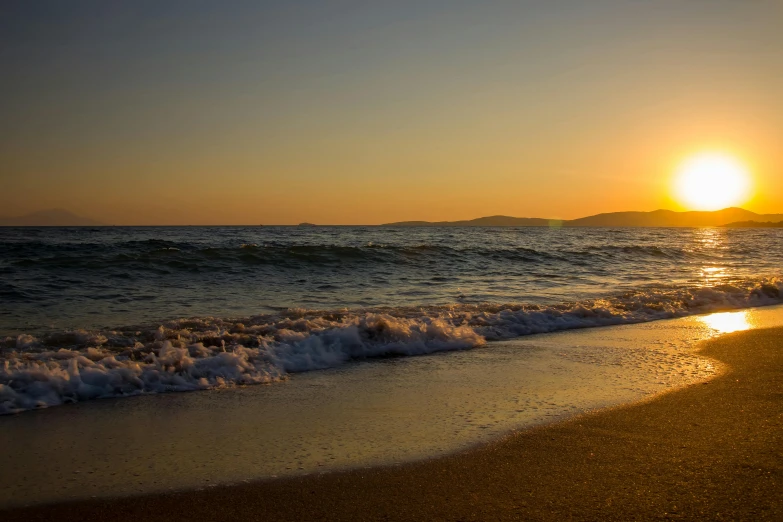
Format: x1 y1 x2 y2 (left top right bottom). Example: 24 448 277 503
564 208 783 227
724 220 783 228
382 208 783 228
0 209 105 226
383 215 552 227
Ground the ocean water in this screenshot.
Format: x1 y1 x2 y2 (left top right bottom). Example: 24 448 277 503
1 225 782 414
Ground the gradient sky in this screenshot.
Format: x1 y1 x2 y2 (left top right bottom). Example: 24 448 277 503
1 0 781 225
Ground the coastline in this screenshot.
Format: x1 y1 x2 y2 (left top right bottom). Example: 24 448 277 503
3 323 782 520
1 309 735 507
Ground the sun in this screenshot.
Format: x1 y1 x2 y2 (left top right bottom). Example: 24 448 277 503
674 152 752 211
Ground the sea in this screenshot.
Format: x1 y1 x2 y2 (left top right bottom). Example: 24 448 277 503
1 225 782 415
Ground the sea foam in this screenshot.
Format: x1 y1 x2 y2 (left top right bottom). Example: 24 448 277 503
1 277 781 414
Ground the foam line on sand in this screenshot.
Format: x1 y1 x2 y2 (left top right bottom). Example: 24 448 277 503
3 324 782 521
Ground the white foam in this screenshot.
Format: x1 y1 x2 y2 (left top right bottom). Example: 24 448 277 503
1 277 781 414
2 306 783 507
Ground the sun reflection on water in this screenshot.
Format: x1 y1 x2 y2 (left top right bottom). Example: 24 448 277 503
696 228 722 248
692 229 734 288
700 266 728 285
700 310 752 333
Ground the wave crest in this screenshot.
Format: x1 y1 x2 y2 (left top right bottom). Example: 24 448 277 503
1 277 781 414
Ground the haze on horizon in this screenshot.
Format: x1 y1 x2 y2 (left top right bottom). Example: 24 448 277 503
1 0 782 226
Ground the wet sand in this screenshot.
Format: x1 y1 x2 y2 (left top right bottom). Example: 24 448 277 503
3 325 781 521
0 313 724 507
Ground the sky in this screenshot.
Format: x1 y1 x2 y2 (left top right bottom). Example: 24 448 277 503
1 0 781 225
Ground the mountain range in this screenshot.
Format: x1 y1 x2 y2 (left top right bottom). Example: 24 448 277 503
3 207 783 227
383 208 783 228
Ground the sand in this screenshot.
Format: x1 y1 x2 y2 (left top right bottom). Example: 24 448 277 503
0 313 728 507
3 325 782 521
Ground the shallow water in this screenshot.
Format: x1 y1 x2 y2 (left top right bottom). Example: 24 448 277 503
1 305 781 508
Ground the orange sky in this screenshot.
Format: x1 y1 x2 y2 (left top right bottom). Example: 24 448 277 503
1 1 781 225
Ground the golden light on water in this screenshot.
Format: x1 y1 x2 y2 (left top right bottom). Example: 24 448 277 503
674 152 752 211
700 310 752 334
700 266 728 286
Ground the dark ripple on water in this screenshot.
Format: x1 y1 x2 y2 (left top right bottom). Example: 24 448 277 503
1 226 782 334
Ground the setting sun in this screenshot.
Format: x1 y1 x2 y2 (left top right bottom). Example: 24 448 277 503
4 4 783 520
674 153 752 211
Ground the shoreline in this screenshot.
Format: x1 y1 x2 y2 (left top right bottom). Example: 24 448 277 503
1 309 734 507
3 324 782 520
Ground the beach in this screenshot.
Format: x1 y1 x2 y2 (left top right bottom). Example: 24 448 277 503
2 227 782 518
4 1 783 519
3 320 781 521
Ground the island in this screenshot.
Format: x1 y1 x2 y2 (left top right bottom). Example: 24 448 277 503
724 220 783 228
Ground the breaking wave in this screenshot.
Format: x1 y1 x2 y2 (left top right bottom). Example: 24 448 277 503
2 277 781 414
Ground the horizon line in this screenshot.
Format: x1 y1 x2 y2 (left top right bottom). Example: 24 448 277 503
3 206 783 227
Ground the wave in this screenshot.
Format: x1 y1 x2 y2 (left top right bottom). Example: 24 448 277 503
1 277 781 415
0 240 735 276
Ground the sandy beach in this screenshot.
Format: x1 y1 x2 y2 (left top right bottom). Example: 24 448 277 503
4 1 783 519
3 324 780 521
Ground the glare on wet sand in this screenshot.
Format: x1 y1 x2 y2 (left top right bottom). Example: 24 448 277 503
700 310 752 334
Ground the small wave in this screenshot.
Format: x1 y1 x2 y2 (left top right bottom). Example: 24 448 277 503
1 277 781 415
0 283 29 300
0 238 757 275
